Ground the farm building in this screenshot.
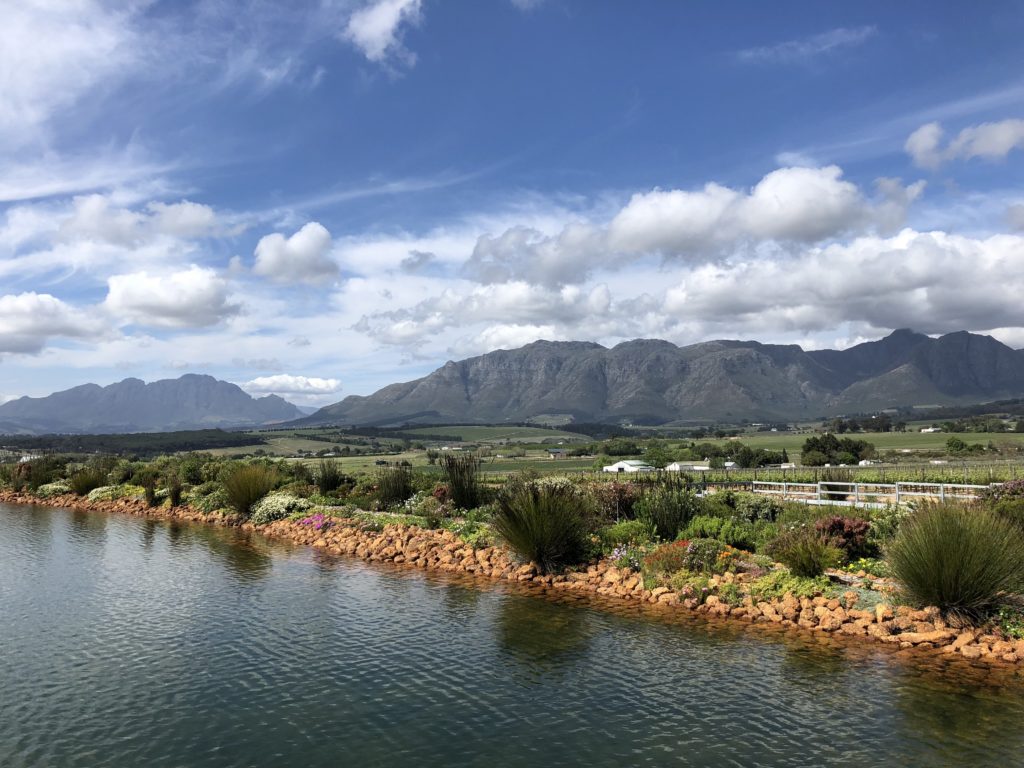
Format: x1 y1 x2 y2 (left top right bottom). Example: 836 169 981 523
602 460 655 473
665 462 710 471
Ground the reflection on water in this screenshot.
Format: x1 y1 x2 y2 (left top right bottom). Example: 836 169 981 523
2 502 1024 768
495 593 593 674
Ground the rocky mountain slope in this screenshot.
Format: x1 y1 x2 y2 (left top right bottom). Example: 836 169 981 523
301 330 1024 426
0 374 303 434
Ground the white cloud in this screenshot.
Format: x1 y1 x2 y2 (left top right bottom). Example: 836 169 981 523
0 0 138 146
104 266 238 328
0 292 106 354
906 119 1024 169
737 26 876 63
253 222 338 283
242 374 342 395
147 200 217 238
465 166 922 287
343 0 422 66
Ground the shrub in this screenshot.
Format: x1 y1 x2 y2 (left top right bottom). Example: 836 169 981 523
669 571 712 603
635 486 700 540
87 484 145 502
222 465 279 517
681 515 772 552
641 540 691 577
767 526 842 578
886 503 1024 623
167 475 183 507
250 493 312 525
682 538 741 574
600 519 655 551
440 454 481 510
376 464 415 507
611 544 647 572
592 481 641 521
985 479 1024 503
35 480 71 499
992 499 1024 531
867 505 910 550
69 468 107 496
842 557 890 578
492 478 590 574
731 492 783 523
314 459 346 495
748 571 834 601
814 516 871 561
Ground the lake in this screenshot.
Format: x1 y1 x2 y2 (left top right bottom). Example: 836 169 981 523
1 502 1022 767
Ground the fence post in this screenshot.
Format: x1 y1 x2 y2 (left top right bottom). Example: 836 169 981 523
940 484 945 503
896 483 901 505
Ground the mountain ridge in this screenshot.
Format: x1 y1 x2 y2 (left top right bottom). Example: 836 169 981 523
300 330 1024 426
0 374 303 435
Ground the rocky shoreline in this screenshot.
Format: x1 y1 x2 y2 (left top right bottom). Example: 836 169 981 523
4 488 1023 668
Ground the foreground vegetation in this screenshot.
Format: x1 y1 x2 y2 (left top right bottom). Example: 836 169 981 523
6 450 1024 642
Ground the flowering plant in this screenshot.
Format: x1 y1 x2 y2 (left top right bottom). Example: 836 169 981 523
298 512 332 531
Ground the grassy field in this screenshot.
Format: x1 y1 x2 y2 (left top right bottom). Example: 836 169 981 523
699 431 1024 453
401 425 585 443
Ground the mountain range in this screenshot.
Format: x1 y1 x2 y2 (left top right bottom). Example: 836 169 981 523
0 374 302 434
3 330 1022 435
300 329 1024 426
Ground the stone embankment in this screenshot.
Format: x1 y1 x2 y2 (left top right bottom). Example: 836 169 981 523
3 489 1022 666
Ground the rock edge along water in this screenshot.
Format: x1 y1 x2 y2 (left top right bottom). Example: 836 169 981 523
2 489 1022 668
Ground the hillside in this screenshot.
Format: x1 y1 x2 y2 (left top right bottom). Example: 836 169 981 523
301 330 1024 426
0 374 303 435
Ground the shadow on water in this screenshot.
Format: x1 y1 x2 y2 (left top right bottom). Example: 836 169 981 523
888 659 1024 759
494 592 593 676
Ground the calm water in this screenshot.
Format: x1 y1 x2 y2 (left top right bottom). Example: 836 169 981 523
1 504 1023 767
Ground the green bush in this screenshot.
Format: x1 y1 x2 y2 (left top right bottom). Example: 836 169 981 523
669 571 711 602
992 499 1024 531
69 468 107 496
440 454 481 510
250 493 312 526
887 503 1024 623
376 464 415 507
314 459 346 494
641 540 692 578
748 570 834 601
867 505 910 550
35 480 71 499
767 525 842 578
492 478 590 574
635 486 700 540
731 492 783 523
600 519 655 550
87 484 145 502
681 515 773 552
222 465 279 517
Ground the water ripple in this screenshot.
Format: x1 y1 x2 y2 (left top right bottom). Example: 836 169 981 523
1 503 1024 767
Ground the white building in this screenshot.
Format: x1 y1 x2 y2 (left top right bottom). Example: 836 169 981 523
602 460 655 473
920 427 942 433
665 462 710 472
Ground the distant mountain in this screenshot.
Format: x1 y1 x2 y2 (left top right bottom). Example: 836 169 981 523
0 374 303 435
299 330 1024 426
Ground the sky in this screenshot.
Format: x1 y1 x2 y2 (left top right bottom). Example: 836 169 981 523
2 1 1024 407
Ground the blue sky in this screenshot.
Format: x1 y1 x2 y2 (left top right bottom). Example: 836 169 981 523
2 0 1024 406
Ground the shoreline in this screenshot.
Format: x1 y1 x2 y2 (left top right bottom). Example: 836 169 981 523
3 488 1023 672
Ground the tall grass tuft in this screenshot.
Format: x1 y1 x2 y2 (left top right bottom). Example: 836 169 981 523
634 486 701 540
314 459 345 494
167 475 183 508
887 503 1024 623
440 454 481 509
376 464 414 507
222 465 279 518
493 478 590 574
767 526 842 578
69 468 108 497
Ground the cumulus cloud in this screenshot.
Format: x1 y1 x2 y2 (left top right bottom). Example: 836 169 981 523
399 249 437 273
463 166 923 287
0 292 106 354
737 26 876 63
104 266 238 328
242 374 342 396
906 119 1024 169
253 222 338 283
343 0 422 66
57 194 218 245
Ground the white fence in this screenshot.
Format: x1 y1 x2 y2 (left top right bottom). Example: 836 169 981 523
749 480 992 508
